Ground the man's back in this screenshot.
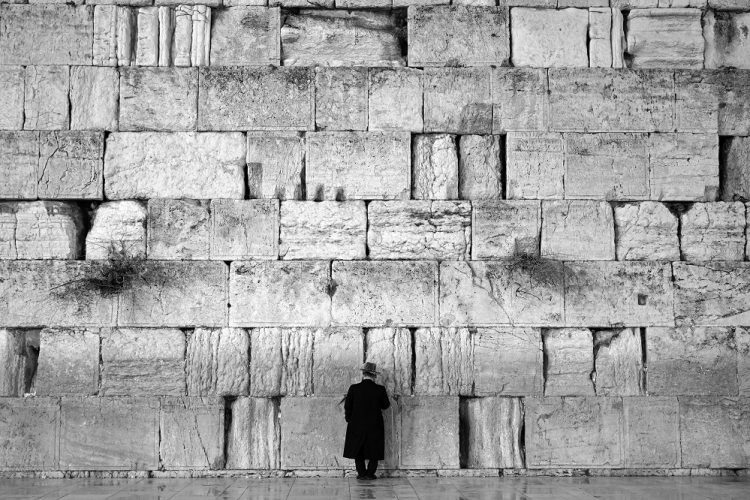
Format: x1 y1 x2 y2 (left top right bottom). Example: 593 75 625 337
345 379 390 426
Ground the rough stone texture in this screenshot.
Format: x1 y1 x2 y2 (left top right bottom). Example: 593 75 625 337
104 132 246 199
423 68 492 136
647 326 738 396
505 132 564 199
541 201 616 261
674 70 720 133
280 397 348 468
368 201 471 260
368 68 423 132
100 328 186 396
440 261 564 327
400 396 459 469
704 11 750 69
694 70 750 136
38 131 105 200
209 199 279 260
473 327 543 396
0 66 24 130
674 262 750 326
119 68 198 131
306 132 411 201
0 329 32 397
280 201 366 260
648 134 719 201
246 134 304 201
160 397 224 470
408 6 509 66
721 136 750 202
471 201 540 260
35 328 99 396
564 261 675 327
412 134 459 200
24 66 69 131
281 10 405 66
332 261 438 327
623 397 680 467
210 7 280 65
589 8 613 68
492 68 547 133
543 329 595 396
186 328 249 397
614 202 680 261
230 261 331 327
0 201 84 260
511 7 588 67
414 327 473 396
593 329 644 396
738 327 750 397
70 67 118 131
458 135 502 200
680 396 750 468
0 132 39 199
365 328 412 396
313 328 363 396
460 397 523 469
0 398 60 470
626 9 704 69
135 6 159 66
92 5 133 66
249 327 313 397
315 67 367 131
146 199 210 260
680 202 746 261
226 397 280 469
86 201 148 260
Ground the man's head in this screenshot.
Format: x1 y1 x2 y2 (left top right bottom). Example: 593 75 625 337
361 362 379 380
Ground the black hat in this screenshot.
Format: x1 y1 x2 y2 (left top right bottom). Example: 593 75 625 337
360 362 380 375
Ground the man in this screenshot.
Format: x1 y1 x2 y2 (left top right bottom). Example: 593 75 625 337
342 362 390 480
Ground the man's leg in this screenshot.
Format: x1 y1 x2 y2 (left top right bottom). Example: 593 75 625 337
366 459 378 477
355 456 367 478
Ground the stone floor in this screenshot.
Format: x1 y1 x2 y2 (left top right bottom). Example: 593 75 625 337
0 477 749 500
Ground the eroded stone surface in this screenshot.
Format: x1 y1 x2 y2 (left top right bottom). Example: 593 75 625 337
614 202 680 261
280 397 347 468
674 262 750 326
0 398 59 470
38 131 104 200
135 6 159 66
119 68 198 131
594 328 644 396
414 327 473 396
472 201 540 260
400 396 459 468
368 68 423 132
511 7 588 67
70 67 118 131
35 328 99 396
626 9 704 69
0 132 38 199
246 132 304 201
412 134 458 200
0 201 84 260
505 132 564 199
680 396 750 468
543 329 595 396
226 397 280 469
365 328 412 396
160 397 224 470
249 327 313 396
589 8 614 68
24 66 69 131
738 327 750 396
0 329 31 397
186 328 249 397
492 68 547 133
313 328 363 396
424 68 492 134
280 201 366 260
86 201 147 260
458 135 502 200
147 199 210 260
704 11 750 69
648 134 719 201
0 67 23 130
209 199 279 260
210 7 279 65
541 201 615 260
473 327 543 395
721 136 750 202
674 70 720 133
623 397 680 467
460 397 523 468
315 67 367 131
680 202 746 261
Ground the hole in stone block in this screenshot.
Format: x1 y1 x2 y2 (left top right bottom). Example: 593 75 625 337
23 329 40 394
637 294 647 306
458 396 472 469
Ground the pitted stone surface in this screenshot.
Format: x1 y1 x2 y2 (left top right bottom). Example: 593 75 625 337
210 7 280 65
280 397 347 468
147 199 210 260
186 328 249 397
365 328 412 396
400 396 459 469
249 327 313 397
423 68 492 134
226 397 280 469
280 201 366 260
648 134 719 201
511 7 588 68
86 201 147 260
541 201 615 261
623 397 680 467
35 328 99 396
674 262 750 326
506 132 564 199
159 397 225 470
0 398 60 470
491 68 548 133
70 67 119 131
626 9 704 69
458 135 502 200
412 134 459 200
247 132 305 201
24 66 69 131
593 328 644 396
0 132 39 199
680 396 750 468
721 136 750 202
543 328 595 396
472 201 541 259
705 11 750 69
460 396 523 469
209 199 279 260
614 202 680 261
473 327 543 395
315 67 368 131
368 68 423 132
38 132 104 200
0 201 84 260
0 67 24 130
119 68 198 131
680 202 746 261
313 328 363 396
414 327 473 396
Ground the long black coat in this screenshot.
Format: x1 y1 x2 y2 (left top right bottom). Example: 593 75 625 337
342 379 390 460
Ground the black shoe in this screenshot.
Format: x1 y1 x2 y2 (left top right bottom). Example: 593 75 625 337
366 474 377 480
356 475 371 480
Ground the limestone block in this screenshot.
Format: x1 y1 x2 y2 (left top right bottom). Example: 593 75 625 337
0 201 84 260
505 132 564 199
249 327 313 396
511 8 588 67
626 9 703 68
589 8 613 67
614 202 680 261
412 134 459 200
491 68 548 133
331 261 438 327
0 329 32 397
306 132 411 200
0 67 24 130
460 397 523 468
400 396 459 468
648 134 719 201
247 132 305 200
280 201 366 260
146 199 210 260
186 328 249 397
721 136 750 202
564 261 674 327
0 5 93 65
525 396 623 467
92 5 135 66
739 328 750 396
368 68 423 132
281 10 405 66
35 328 99 396
0 398 60 470
593 328 644 396
548 69 674 132
210 7 279 65
423 68 492 134
135 7 159 66
86 201 148 260
158 6 173 66
440 261 564 327
564 133 650 200
280 397 347 468
674 262 750 326
365 328 412 395
709 0 750 7
313 328 363 396
408 6 509 66
623 397 680 467
101 328 186 396
24 66 69 131
190 5 211 66
198 67 313 131
543 329 595 396
705 70 750 136
315 67 367 131
119 67 198 131
70 67 118 131
209 199 279 260
680 202 746 261
414 327 473 396
673 70 717 133
226 397 280 469
104 132 245 199
473 328 543 396
680 396 750 468
0 132 39 199
60 397 159 470
458 135 502 200
38 131 104 200
541 201 616 260
471 201 541 259
160 397 224 470
172 5 193 66
368 201 471 260
705 11 750 69
230 261 331 327
648 327 738 396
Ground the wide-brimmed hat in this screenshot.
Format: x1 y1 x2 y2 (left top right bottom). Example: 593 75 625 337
360 362 380 375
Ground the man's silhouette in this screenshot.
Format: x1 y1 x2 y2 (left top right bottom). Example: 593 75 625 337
343 362 390 480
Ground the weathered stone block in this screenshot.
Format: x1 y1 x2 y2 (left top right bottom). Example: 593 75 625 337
408 6 509 66
280 201 366 260
626 9 704 68
35 328 99 396
365 328 412 396
119 68 198 131
623 397 680 467
249 327 313 396
160 397 224 470
314 328 363 396
332 261 438 327
589 8 614 68
400 396 459 468
543 329 595 396
739 327 750 396
101 328 186 396
593 329 644 396
230 261 331 327
0 329 30 396
412 134 459 200
0 201 84 260
247 132 305 200
458 135 502 200
186 328 249 397
226 397 280 469
414 327 473 396
614 202 680 261
472 201 540 261
648 134 719 201
70 67 118 131
564 261 674 327
705 11 750 70
473 327 543 396
60 397 159 470
0 67 24 130
368 68 423 132
424 68 492 134
147 199 210 260
368 201 471 260
86 201 147 260
280 397 347 468
306 132 410 200
0 132 38 199
511 7 588 67
460 397 523 468
506 132 564 199
315 67 367 131
92 5 134 66
674 70 720 133
209 199 278 260
492 68 547 133
680 202 746 261
0 398 59 470
24 66 69 131
693 70 750 136
104 132 245 199
38 131 104 200
135 6 159 66
680 396 750 468
210 7 279 65
721 136 750 202
674 262 750 326
541 201 615 260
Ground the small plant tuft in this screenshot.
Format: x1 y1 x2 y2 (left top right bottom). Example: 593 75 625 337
502 253 568 289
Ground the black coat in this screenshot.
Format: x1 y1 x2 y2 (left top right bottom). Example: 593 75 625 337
342 379 390 460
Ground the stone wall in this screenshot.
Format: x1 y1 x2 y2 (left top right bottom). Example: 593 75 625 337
1 0 749 477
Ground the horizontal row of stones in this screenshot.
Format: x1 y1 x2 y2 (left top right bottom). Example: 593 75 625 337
1 259 750 328
1 5 749 69
0 395 748 471
1 326 746 398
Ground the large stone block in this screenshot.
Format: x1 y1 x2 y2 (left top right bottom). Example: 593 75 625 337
368 201 471 260
230 261 331 327
280 397 347 468
688 70 750 136
623 397 680 467
86 201 147 260
186 328 249 397
249 327 313 397
0 132 38 199
313 328 363 396
209 199 279 260
92 5 135 67
35 328 99 396
543 329 595 396
38 131 104 200
365 328 412 396
400 396 459 468
146 199 210 260
315 67 367 131
134 6 159 66
458 135 502 200
0 329 30 396
0 398 59 470
511 7 588 67
160 397 224 470
0 66 24 130
210 7 280 65
721 136 750 202
541 201 615 261
705 11 750 69
626 9 703 69
332 261 438 327
613 202 679 261
414 327 473 396
589 7 617 68
0 201 84 260
473 327 543 396
674 262 750 326
648 133 719 201
505 132 564 199
491 68 547 133
674 69 720 133
424 68 492 134
368 68 423 132
119 68 198 131
680 396 750 468
247 132 305 201
23 65 69 131
280 201 366 260
70 67 118 131
226 397 280 469
460 397 523 469
593 329 644 396
412 134 458 200
680 202 746 261
104 132 246 199
472 201 540 260
306 132 411 201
